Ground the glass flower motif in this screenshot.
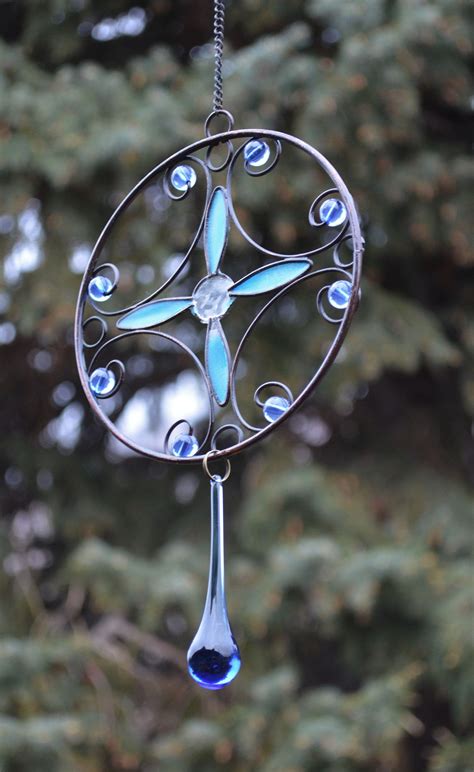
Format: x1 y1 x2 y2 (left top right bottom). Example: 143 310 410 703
117 186 312 406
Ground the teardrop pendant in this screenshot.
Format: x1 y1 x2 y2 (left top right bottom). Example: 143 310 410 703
187 475 241 689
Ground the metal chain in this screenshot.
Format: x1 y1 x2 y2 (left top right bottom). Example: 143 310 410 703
213 0 225 112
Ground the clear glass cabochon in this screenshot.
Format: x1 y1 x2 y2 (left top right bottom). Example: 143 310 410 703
75 129 363 462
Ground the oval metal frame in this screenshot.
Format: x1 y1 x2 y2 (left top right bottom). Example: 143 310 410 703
75 128 363 464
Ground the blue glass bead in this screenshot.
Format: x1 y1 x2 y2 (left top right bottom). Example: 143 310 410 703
319 198 347 227
188 645 241 690
88 275 113 302
328 279 352 309
263 395 290 423
171 433 199 458
89 367 116 396
244 140 270 167
171 164 197 191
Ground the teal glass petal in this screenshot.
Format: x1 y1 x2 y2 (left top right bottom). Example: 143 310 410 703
205 187 228 274
206 320 230 406
117 298 192 330
229 258 312 297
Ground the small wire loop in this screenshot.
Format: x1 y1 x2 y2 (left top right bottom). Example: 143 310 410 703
82 316 107 349
203 450 231 482
205 109 235 137
205 140 234 172
211 424 244 450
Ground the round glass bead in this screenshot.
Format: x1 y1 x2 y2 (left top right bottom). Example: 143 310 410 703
319 198 347 227
244 140 271 167
88 275 113 302
171 433 199 458
89 367 116 397
192 274 233 322
263 395 290 423
328 280 352 309
170 165 197 191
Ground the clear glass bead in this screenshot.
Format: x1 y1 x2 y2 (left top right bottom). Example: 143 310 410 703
192 274 233 322
319 198 347 227
244 140 270 167
89 367 116 396
171 164 197 191
88 275 113 302
263 395 290 423
171 433 199 458
328 280 352 309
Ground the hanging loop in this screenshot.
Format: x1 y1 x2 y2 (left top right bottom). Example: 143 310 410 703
203 450 231 482
205 109 234 137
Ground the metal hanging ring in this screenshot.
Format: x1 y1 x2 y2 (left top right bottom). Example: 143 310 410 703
203 451 231 482
205 109 235 137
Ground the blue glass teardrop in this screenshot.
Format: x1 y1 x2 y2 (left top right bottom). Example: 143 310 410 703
187 478 241 690
188 645 241 689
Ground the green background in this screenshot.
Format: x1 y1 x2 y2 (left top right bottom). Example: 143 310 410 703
0 1 473 770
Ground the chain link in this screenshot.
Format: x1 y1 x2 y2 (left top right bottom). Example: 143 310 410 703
213 0 225 112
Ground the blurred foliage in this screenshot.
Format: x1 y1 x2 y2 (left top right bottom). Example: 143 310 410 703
0 0 473 771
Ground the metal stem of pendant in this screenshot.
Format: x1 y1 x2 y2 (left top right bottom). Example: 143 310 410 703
213 0 225 112
187 458 241 689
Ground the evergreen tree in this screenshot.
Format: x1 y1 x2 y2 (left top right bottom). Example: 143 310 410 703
0 1 472 770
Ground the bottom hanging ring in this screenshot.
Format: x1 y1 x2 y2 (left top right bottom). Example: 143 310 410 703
202 450 231 482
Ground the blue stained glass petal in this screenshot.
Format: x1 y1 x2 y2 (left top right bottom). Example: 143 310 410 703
229 259 312 297
206 320 230 406
117 298 192 330
205 188 228 274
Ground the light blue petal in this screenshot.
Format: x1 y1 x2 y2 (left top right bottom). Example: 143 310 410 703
205 187 228 274
117 298 192 330
206 320 230 406
229 259 312 296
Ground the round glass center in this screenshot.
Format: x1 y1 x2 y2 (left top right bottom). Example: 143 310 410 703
192 274 233 322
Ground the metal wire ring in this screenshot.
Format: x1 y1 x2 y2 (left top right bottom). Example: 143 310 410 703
202 451 231 482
